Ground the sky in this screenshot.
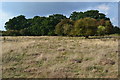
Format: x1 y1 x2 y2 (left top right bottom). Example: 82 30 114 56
0 2 119 30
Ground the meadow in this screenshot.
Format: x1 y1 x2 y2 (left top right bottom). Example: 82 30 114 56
1 36 119 78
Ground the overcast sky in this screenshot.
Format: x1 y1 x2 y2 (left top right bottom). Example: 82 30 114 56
1 2 118 30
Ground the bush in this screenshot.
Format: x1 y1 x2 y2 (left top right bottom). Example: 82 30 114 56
97 26 106 36
55 19 74 36
73 17 98 38
2 30 21 36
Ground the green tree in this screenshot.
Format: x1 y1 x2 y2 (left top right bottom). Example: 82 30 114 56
47 14 67 35
5 15 28 30
97 26 106 35
113 26 120 34
27 14 67 36
70 10 110 21
74 17 98 38
27 16 47 36
3 10 114 36
105 20 113 34
55 19 74 36
70 12 84 20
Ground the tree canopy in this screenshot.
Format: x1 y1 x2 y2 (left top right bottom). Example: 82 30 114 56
73 17 98 37
5 15 28 30
70 10 110 20
3 10 120 37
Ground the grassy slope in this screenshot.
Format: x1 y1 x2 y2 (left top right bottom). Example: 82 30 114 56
2 36 119 78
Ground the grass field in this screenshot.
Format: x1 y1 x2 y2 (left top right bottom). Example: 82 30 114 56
1 36 119 78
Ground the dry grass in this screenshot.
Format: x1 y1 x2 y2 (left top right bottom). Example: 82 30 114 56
1 36 119 78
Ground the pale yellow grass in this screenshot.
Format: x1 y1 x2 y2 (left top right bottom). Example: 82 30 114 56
1 36 119 78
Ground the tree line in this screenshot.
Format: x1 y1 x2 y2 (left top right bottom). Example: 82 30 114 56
1 10 120 38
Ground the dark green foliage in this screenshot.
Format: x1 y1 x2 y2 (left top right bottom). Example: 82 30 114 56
104 20 114 34
70 10 110 21
70 12 84 20
12 14 67 36
28 16 47 36
5 15 28 30
113 26 120 34
47 14 67 35
3 10 119 37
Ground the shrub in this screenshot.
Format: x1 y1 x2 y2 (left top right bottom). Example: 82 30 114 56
97 26 106 36
2 30 21 36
